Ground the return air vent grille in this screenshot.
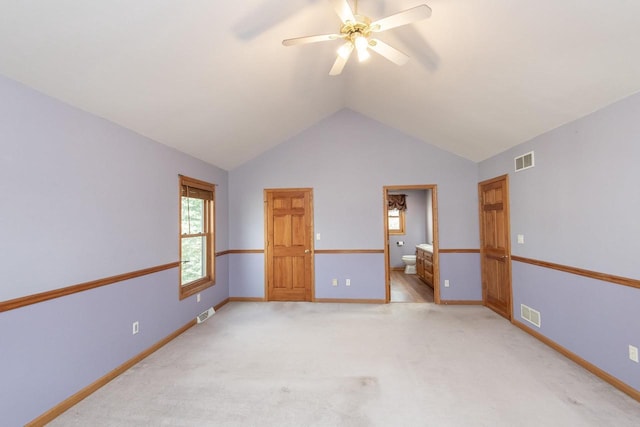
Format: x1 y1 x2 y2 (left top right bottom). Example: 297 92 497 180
520 304 541 328
197 307 215 324
515 151 535 172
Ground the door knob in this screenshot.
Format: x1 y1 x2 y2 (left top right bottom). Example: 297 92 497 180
304 249 310 253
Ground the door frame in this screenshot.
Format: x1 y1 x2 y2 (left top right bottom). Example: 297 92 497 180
263 188 315 302
383 185 440 304
478 174 513 319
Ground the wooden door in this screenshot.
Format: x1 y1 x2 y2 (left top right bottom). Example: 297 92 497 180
265 189 314 301
478 175 512 319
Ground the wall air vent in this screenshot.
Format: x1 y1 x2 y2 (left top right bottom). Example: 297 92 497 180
514 151 535 172
197 307 215 324
520 303 541 328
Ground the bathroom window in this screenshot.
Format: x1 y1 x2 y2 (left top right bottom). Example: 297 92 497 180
388 208 405 235
179 175 215 300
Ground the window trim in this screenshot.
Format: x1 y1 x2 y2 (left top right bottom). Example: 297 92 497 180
388 208 406 235
179 175 215 300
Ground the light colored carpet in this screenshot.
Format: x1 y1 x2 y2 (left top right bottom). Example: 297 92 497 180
51 302 640 426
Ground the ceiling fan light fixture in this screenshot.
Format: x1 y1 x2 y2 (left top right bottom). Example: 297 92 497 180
354 35 370 62
354 34 368 51
357 45 370 62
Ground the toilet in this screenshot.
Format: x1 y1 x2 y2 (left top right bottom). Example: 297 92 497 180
401 255 417 274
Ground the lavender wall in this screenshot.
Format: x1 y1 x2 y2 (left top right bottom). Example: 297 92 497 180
315 253 386 300
0 75 229 300
389 190 428 269
479 92 640 394
512 262 640 390
229 109 480 300
439 253 482 301
479 94 640 278
228 253 264 298
426 188 434 244
0 75 229 426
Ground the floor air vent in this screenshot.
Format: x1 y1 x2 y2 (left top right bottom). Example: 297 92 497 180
515 151 535 172
197 307 215 324
520 304 541 327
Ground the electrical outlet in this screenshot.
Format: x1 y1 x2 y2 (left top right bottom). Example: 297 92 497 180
517 234 525 244
332 278 338 287
132 321 139 335
197 293 201 302
345 279 351 286
444 280 450 288
629 345 639 363
316 233 321 240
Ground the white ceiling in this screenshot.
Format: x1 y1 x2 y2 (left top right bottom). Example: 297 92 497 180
1 1 639 170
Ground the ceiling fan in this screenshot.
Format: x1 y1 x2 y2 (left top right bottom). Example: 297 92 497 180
282 0 432 76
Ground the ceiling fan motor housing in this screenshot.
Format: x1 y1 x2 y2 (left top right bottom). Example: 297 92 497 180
340 15 372 43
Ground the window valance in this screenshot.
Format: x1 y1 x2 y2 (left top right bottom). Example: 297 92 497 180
388 194 407 211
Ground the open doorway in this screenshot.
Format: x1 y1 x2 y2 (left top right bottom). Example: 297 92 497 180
383 185 439 304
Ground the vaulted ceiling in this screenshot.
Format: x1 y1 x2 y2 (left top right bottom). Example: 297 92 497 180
1 1 639 170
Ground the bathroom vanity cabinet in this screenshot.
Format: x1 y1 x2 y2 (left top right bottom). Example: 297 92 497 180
416 246 434 288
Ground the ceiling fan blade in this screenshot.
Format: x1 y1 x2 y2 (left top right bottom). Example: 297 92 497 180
369 39 409 66
282 33 342 46
328 0 356 24
370 4 432 32
329 43 353 76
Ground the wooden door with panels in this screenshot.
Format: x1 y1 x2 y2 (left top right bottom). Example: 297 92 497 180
264 188 314 301
478 175 512 319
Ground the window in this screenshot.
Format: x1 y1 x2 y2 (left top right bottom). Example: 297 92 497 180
388 208 405 235
179 175 215 299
